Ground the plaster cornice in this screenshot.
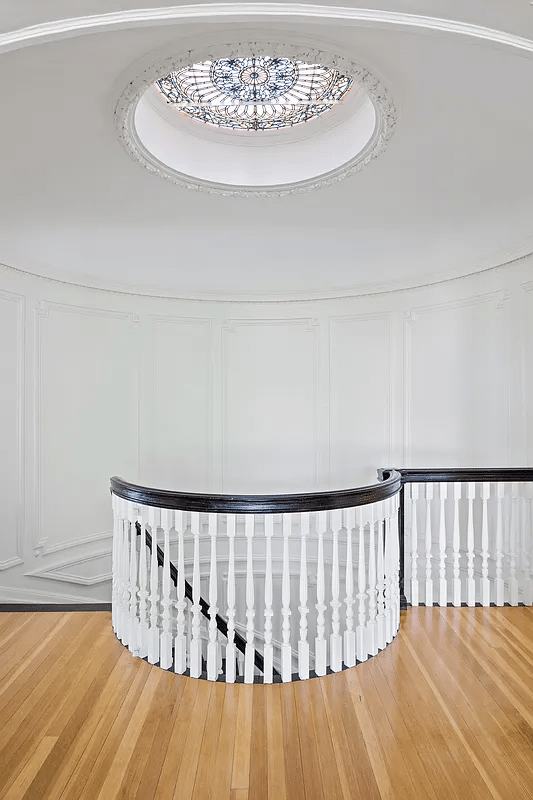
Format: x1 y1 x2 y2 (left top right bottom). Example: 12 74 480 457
2 248 533 305
2 5 533 57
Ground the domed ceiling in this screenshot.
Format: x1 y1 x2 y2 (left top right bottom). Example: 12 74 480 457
0 0 532 301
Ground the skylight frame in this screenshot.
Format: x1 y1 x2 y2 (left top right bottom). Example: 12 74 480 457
156 56 353 131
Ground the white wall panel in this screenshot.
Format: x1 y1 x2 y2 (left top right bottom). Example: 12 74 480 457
148 316 212 492
0 291 24 569
222 319 318 493
329 314 392 488
405 293 510 466
35 302 138 554
523 283 533 464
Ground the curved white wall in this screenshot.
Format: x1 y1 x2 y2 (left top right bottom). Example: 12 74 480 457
1 256 532 601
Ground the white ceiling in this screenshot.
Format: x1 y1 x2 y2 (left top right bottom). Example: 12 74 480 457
0 1 532 301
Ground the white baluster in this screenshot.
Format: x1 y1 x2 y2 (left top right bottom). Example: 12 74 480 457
237 650 244 679
315 510 327 676
263 514 274 683
174 510 187 674
160 509 173 669
509 483 519 606
225 514 237 684
466 483 476 607
330 509 343 672
190 511 202 678
481 483 491 606
495 483 505 606
127 501 140 656
521 482 533 606
356 507 367 663
451 483 461 607
343 508 356 668
438 484 447 607
410 484 419 607
366 504 378 657
375 505 386 652
281 513 292 682
425 484 434 606
244 515 255 684
119 498 130 644
137 506 149 657
298 511 310 679
114 495 127 641
391 495 401 633
148 506 160 664
111 494 119 634
383 499 394 644
206 513 219 680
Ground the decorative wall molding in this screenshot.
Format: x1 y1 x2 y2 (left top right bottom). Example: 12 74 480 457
34 301 139 553
221 317 320 490
3 5 533 57
149 315 213 492
403 290 511 466
33 530 113 558
328 312 393 484
24 551 112 586
0 585 103 604
520 283 533 463
0 290 25 571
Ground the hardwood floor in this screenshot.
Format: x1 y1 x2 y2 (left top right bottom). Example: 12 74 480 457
1 607 533 799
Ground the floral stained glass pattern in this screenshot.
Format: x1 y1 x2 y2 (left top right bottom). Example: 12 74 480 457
157 56 352 130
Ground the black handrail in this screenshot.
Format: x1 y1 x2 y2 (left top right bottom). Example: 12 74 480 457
111 470 402 514
135 521 277 677
379 467 533 484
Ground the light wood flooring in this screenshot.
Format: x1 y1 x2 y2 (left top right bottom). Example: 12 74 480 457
1 607 533 799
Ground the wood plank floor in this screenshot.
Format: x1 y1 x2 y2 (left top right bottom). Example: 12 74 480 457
1 607 533 799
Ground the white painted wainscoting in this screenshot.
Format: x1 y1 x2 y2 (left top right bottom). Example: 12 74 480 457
0 256 532 602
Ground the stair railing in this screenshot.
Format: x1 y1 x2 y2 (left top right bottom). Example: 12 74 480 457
379 467 533 608
110 472 402 683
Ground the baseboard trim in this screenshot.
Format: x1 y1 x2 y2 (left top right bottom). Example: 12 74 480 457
0 603 112 612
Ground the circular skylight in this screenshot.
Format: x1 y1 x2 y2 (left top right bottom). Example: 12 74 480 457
156 57 353 131
114 41 397 195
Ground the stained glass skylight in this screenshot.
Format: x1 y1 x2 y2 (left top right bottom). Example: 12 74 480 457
156 57 353 131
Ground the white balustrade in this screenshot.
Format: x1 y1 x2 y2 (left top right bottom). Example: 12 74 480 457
111 482 404 683
403 478 533 610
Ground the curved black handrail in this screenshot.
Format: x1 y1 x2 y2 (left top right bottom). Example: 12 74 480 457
110 470 402 514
